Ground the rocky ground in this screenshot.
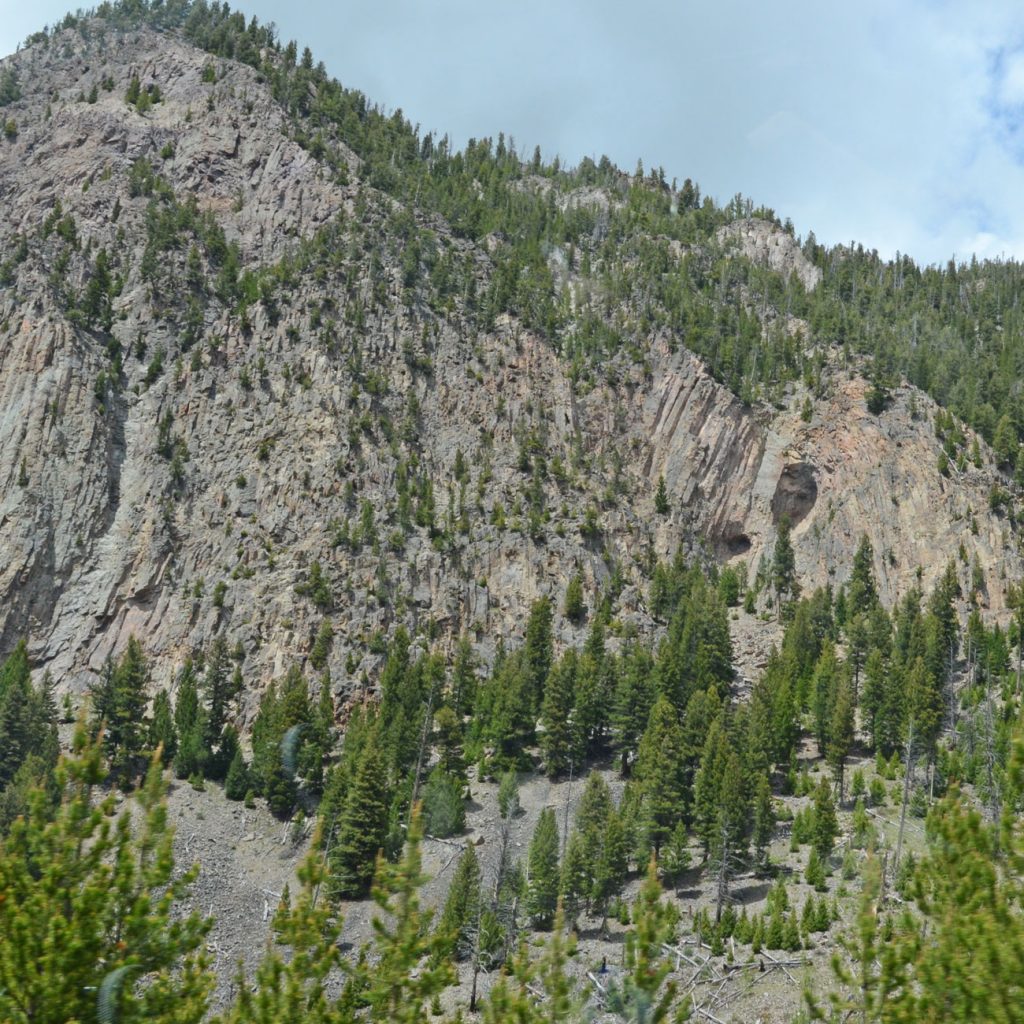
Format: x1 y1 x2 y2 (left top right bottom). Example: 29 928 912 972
160 604 931 1022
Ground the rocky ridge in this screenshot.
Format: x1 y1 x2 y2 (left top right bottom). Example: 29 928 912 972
0 20 1019 717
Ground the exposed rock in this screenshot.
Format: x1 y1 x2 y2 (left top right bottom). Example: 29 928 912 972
0 21 1018 712
717 218 823 291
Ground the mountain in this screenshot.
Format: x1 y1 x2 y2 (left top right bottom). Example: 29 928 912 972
1 9 1019 710
4 6 1024 1023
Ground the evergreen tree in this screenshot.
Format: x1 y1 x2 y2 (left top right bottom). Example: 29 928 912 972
421 766 465 837
692 716 729 855
771 514 799 614
224 747 250 801
540 649 578 777
484 651 535 769
573 649 610 759
202 636 239 780
811 642 839 753
563 572 585 623
575 771 612 871
173 659 206 781
526 807 560 930
0 729 212 1024
826 675 856 801
654 475 670 515
861 647 887 749
450 635 478 716
592 810 629 920
559 831 590 924
635 696 687 854
219 842 343 1024
438 845 482 960
330 738 389 899
606 856 678 1024
708 751 749 920
848 534 878 610
811 777 838 863
92 636 150 785
362 807 453 1024
148 688 177 765
751 771 776 871
611 644 656 774
523 596 554 716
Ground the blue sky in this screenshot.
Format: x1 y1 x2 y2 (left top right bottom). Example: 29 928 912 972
4 1 1024 266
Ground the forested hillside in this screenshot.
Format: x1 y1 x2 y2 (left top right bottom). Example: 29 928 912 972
3 2 1024 1022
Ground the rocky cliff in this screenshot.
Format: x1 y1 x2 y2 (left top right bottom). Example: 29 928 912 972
0 18 1019 713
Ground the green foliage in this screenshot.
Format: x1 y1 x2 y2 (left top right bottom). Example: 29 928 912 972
437 845 482 960
636 696 687 853
540 649 578 777
654 475 670 515
0 646 58 831
563 572 586 623
420 767 465 837
526 807 560 930
497 769 520 818
329 736 388 899
218 841 344 1024
362 807 454 1024
606 856 681 1024
0 729 212 1024
91 636 150 786
295 561 333 610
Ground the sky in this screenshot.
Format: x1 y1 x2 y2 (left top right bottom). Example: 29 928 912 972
3 0 1024 267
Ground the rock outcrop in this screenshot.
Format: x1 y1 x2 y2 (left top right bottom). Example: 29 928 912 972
0 20 1018 711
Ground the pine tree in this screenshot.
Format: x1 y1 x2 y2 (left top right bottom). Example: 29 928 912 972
826 675 855 801
219 841 343 1024
709 751 749 921
811 642 839 753
772 514 799 614
434 705 466 782
363 807 454 1024
540 649 577 777
484 652 535 769
224 747 250 801
811 777 838 863
523 596 554 716
575 771 612 871
692 716 729 855
592 810 629 920
0 728 212 1023
573 650 610 759
606 856 678 1024
563 572 585 623
526 807 560 930
92 636 150 786
751 771 776 871
450 635 478 716
438 846 482 960
330 739 388 899
611 644 656 774
482 903 584 1024
148 688 177 765
654 474 670 515
559 831 590 924
848 534 878 610
173 659 207 781
635 696 687 854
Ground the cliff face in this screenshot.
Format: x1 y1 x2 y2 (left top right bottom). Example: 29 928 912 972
0 21 1018 707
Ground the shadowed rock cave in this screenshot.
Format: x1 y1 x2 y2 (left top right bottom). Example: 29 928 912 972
771 462 818 527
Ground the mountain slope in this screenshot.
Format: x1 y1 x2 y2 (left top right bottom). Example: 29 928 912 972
0 13 1020 708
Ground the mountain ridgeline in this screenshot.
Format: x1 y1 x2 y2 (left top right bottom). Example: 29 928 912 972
3 3 1024 1023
